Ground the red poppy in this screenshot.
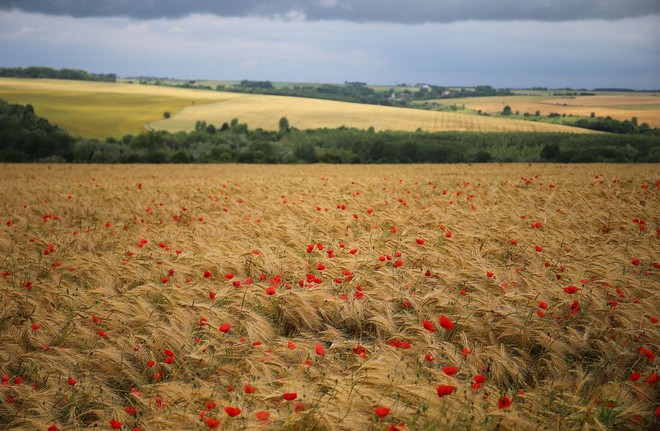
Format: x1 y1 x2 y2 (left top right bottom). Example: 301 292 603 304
164 349 174 357
224 406 241 417
486 271 494 278
283 392 297 401
256 410 270 422
535 245 543 252
315 343 325 355
629 372 641 382
538 301 549 309
219 323 231 333
31 323 40 331
638 347 655 362
425 353 435 362
497 396 512 409
423 320 436 333
416 238 425 245
435 385 455 397
265 286 276 295
443 366 459 376
97 330 108 338
165 357 174 364
374 406 390 419
204 271 212 278
287 340 297 350
563 286 578 294
474 375 487 383
109 419 123 429
47 425 58 431
205 417 220 429
438 315 454 331
569 300 580 314
353 345 367 359
244 384 255 394
67 377 77 386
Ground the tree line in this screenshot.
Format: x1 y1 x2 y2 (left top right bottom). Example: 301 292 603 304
0 66 117 82
2 99 660 164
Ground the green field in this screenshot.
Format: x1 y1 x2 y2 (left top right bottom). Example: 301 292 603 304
0 78 597 139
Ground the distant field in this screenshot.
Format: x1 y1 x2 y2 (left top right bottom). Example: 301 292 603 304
0 78 240 139
0 78 595 139
424 93 660 127
148 93 594 134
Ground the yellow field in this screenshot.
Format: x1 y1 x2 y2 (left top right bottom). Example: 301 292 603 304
0 78 594 139
0 78 242 139
428 94 660 127
148 94 594 134
1 164 658 431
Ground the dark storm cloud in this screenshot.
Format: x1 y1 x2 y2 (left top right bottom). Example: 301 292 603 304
1 0 659 22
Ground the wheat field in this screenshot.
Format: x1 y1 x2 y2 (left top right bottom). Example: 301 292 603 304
0 164 658 431
430 94 660 128
0 79 593 138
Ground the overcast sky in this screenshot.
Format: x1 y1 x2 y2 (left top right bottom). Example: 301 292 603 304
0 0 659 88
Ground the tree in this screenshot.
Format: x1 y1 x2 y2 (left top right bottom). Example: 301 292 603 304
163 111 171 119
502 105 512 115
279 116 290 133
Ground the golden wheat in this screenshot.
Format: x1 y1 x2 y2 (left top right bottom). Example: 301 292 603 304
0 164 658 431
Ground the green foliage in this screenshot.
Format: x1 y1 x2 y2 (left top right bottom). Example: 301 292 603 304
0 66 117 82
3 99 660 164
0 99 73 162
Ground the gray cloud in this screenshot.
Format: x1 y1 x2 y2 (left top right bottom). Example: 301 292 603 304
1 0 659 22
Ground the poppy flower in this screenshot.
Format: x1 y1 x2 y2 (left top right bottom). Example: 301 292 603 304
538 301 549 310
265 286 276 295
31 323 40 331
435 385 455 397
244 384 255 394
638 347 655 362
425 353 435 362
287 340 297 350
47 425 58 431
109 419 123 429
374 406 390 419
97 330 108 338
283 392 297 401
13 376 23 385
569 300 580 314
219 323 231 333
563 286 578 294
67 377 77 386
224 406 241 417
165 357 174 364
203 271 212 278
353 345 367 359
423 320 436 333
256 410 270 422
315 343 325 356
164 349 174 357
438 315 454 331
316 263 326 270
443 366 459 376
629 372 641 382
486 271 494 278
205 417 220 429
497 396 512 409
645 372 657 385
416 238 425 245
535 245 543 252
